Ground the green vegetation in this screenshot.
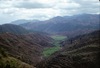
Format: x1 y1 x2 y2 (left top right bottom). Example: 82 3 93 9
51 35 67 46
51 35 67 41
0 47 33 68
0 57 21 68
37 30 100 68
43 35 67 57
43 46 60 57
0 57 34 68
0 48 18 68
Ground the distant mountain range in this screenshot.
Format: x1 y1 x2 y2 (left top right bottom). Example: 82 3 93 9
20 14 100 37
11 19 40 25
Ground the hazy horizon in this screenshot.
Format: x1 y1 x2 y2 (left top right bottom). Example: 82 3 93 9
0 0 100 24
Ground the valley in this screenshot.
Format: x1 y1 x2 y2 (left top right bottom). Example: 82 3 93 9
0 14 99 68
43 35 67 57
37 30 100 68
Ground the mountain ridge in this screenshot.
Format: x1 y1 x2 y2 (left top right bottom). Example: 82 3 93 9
0 24 29 34
21 14 100 37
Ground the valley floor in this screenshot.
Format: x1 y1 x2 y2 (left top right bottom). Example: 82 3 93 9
42 35 67 57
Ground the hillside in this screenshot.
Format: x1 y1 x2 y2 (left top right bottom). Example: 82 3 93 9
36 30 100 68
0 14 99 68
0 47 35 68
0 32 53 67
0 24 29 34
21 14 100 37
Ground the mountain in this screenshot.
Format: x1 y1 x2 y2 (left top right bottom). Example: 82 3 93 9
11 19 40 25
0 32 53 67
21 14 100 37
0 24 29 34
0 14 99 68
37 30 100 68
0 23 54 67
11 19 30 25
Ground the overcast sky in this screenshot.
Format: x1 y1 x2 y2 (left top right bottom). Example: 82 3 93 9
0 0 100 24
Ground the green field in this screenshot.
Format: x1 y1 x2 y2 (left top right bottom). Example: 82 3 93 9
43 46 60 57
51 35 67 41
43 35 67 57
51 35 67 46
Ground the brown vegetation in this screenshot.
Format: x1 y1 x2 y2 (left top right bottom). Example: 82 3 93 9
0 33 53 66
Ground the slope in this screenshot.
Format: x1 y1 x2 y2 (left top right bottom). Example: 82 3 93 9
0 47 34 68
0 32 53 66
37 30 100 68
21 14 100 37
0 24 29 34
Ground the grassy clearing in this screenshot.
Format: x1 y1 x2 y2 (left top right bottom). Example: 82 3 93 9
43 35 67 57
51 35 67 46
43 46 60 57
51 35 67 41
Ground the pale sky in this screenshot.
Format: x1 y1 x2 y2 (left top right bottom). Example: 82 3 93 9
0 0 100 24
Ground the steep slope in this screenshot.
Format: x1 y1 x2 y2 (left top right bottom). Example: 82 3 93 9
0 24 29 34
37 30 100 68
21 14 100 37
0 33 53 66
0 47 34 68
